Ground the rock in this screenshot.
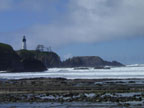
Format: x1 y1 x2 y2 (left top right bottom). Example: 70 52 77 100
0 42 124 72
62 56 104 67
16 50 47 72
62 56 124 67
94 66 110 69
17 50 124 68
21 58 47 72
0 43 24 72
0 43 47 72
74 67 89 70
17 50 61 68
104 61 124 67
35 51 61 68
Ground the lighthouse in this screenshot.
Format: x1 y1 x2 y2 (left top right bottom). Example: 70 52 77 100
22 36 27 50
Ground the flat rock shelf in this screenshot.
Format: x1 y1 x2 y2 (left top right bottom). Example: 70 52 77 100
0 78 144 107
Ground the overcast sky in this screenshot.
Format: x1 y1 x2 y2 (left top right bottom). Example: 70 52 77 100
0 0 144 64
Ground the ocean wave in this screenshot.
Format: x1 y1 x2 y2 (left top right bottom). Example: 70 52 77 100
1 66 144 79
126 64 144 67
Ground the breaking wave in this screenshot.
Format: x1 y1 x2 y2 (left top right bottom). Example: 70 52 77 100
0 64 144 80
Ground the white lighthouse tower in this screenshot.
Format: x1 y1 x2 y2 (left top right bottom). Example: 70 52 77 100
22 36 27 50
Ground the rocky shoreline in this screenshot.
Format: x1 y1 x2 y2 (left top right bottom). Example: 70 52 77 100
0 42 124 72
0 78 144 107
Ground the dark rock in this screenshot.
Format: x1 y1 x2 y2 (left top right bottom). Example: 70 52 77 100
36 51 61 68
62 56 124 67
74 67 89 70
0 43 24 72
94 66 111 69
0 43 47 72
21 58 47 72
0 42 124 72
62 56 104 67
17 50 61 68
104 60 124 67
16 50 48 71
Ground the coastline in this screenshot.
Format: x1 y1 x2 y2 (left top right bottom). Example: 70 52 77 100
0 78 144 102
1 67 144 107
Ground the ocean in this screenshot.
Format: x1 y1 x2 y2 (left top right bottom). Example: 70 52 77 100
1 64 144 108
0 64 144 80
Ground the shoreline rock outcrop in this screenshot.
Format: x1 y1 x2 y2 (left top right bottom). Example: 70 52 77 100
17 50 61 68
62 56 124 67
0 43 47 72
21 58 47 72
0 42 124 72
0 43 24 72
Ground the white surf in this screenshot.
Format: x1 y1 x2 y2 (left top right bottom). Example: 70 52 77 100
0 65 144 79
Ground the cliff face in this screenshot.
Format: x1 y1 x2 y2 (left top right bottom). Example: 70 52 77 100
17 50 61 68
62 56 124 67
0 43 47 72
0 42 124 72
35 51 61 68
0 43 24 72
103 61 124 67
21 58 47 72
16 50 47 72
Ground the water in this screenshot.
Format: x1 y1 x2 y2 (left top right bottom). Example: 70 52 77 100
0 65 144 79
0 102 140 108
1 65 144 108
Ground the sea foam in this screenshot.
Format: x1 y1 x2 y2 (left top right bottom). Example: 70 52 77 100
0 65 144 79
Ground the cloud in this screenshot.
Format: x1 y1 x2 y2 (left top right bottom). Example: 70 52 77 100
28 0 144 47
69 0 144 39
1 0 144 49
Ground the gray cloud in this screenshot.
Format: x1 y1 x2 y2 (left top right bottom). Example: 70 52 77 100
1 0 144 49
28 0 144 47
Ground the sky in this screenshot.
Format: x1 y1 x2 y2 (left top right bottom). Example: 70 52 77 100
0 0 144 64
